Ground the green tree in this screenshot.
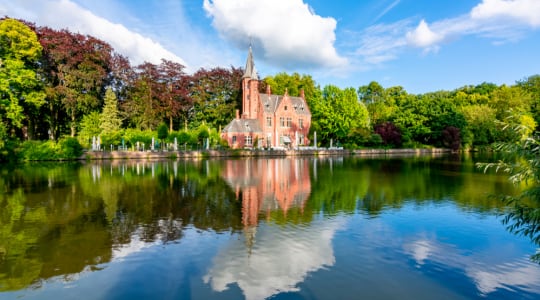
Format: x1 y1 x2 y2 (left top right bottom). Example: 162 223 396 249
123 62 161 130
310 85 370 146
490 85 531 119
78 111 101 148
190 67 242 129
100 87 122 134
263 72 319 100
157 123 168 150
0 18 46 139
461 104 497 146
391 94 430 145
517 75 540 129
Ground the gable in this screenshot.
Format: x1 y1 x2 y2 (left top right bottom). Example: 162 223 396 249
259 93 311 116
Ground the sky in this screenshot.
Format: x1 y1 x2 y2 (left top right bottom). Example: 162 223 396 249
1 0 540 94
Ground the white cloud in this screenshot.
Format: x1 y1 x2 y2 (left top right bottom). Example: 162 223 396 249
0 0 187 67
354 20 409 65
471 0 540 27
354 0 540 66
203 0 347 69
373 0 401 23
406 0 540 49
405 19 443 49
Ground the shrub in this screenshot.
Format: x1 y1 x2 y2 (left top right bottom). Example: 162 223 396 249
374 122 402 147
59 137 83 158
16 138 82 161
442 126 461 151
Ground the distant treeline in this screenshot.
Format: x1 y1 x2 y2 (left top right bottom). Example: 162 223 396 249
1 17 539 161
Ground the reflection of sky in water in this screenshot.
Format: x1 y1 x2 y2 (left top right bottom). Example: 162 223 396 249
3 202 540 300
381 202 540 298
204 218 345 300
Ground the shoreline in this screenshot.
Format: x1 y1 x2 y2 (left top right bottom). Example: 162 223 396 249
82 148 453 160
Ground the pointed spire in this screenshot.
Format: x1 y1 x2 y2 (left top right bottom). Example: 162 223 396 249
242 45 257 79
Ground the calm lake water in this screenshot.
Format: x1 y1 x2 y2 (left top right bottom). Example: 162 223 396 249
1 154 539 300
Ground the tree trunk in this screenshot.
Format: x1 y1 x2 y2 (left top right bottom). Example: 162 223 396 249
71 111 76 137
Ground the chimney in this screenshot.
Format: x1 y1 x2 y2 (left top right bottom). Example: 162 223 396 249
235 109 240 119
266 84 271 95
300 89 305 99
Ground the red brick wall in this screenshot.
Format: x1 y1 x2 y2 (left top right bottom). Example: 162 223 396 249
262 95 311 147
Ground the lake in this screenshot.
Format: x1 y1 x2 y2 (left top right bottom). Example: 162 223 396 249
1 154 539 299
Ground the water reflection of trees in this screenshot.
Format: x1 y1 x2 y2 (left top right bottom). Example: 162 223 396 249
308 154 518 217
0 161 242 291
0 155 520 291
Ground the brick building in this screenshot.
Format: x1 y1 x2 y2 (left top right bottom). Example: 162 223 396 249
221 47 312 149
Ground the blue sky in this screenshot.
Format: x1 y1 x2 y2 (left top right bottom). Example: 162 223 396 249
1 0 539 93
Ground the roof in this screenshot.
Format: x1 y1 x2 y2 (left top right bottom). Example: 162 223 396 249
242 46 258 79
222 118 263 134
259 93 311 116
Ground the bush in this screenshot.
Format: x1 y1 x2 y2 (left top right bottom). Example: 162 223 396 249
441 126 461 151
17 140 60 161
17 138 82 161
374 122 402 147
368 134 383 147
101 130 124 148
59 137 83 158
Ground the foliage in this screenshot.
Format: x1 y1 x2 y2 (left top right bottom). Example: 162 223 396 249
37 26 113 137
190 67 242 129
441 126 461 151
100 87 122 134
374 122 402 147
517 75 540 129
78 111 101 148
59 136 83 158
460 104 496 146
477 113 540 263
157 123 168 150
157 123 168 141
100 130 123 148
0 18 46 139
16 137 82 160
123 128 154 149
263 72 319 100
309 85 370 147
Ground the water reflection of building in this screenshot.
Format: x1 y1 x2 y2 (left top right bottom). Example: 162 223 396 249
221 158 312 226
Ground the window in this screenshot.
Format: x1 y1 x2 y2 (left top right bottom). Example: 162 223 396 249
280 117 285 127
266 117 272 127
284 105 288 111
232 136 237 144
245 135 252 145
286 117 292 127
299 118 303 129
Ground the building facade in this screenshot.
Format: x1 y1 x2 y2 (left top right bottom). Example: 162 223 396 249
221 47 311 149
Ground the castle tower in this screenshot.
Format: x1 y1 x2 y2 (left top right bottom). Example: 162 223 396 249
241 46 260 119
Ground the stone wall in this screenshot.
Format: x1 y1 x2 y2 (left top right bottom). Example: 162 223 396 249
82 148 451 160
